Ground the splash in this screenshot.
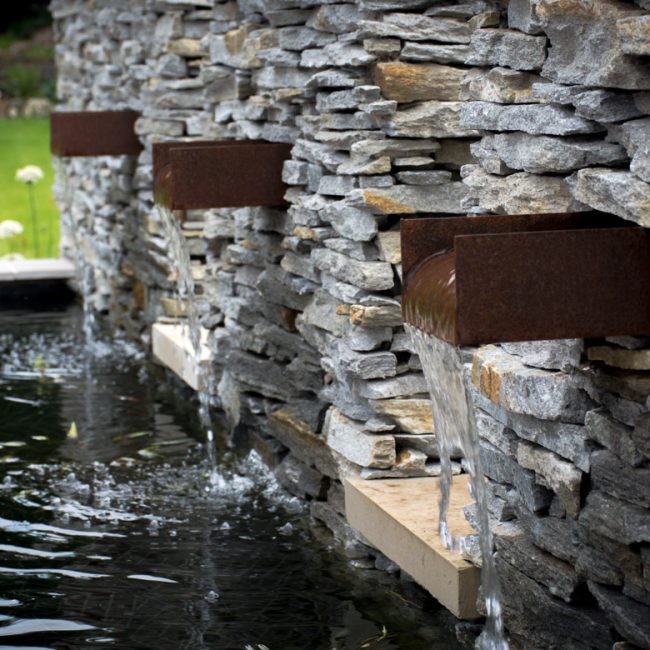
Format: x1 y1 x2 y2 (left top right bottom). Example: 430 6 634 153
156 206 217 485
407 324 508 650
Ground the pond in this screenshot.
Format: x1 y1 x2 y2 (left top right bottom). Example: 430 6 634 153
0 304 461 650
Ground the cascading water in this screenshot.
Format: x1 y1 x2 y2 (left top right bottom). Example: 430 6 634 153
405 324 508 650
156 205 217 485
53 158 96 349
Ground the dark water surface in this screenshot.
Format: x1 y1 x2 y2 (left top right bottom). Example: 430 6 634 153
0 305 460 650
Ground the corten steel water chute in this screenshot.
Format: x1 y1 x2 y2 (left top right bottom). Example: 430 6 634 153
152 140 292 210
50 110 143 157
401 212 650 345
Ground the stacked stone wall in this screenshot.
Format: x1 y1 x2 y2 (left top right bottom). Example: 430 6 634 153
51 0 650 647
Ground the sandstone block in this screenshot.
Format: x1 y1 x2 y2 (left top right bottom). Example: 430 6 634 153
371 398 433 434
388 101 479 138
374 62 464 103
460 67 546 104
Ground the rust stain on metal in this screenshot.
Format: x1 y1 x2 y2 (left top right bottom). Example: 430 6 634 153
153 140 292 210
401 213 650 344
50 110 142 157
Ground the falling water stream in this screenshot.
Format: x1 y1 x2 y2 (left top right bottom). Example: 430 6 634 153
156 206 217 484
405 325 508 650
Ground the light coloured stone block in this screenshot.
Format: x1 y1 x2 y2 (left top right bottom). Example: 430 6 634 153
152 322 211 391
344 475 480 618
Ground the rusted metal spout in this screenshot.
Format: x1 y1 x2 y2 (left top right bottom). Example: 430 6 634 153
50 110 142 157
152 140 292 210
401 213 650 345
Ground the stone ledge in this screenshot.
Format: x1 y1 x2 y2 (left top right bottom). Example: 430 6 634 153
152 322 211 391
344 475 480 619
0 258 76 282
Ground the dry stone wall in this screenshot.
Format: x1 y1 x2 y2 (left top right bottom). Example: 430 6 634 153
51 0 650 647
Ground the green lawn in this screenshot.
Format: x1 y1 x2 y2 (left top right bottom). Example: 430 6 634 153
0 117 59 258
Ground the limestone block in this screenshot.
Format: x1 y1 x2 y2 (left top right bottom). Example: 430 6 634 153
460 101 603 135
586 409 644 467
167 38 204 57
400 42 470 64
617 14 650 55
460 67 546 104
462 166 589 214
376 230 401 265
353 183 468 215
371 398 434 434
495 527 579 602
537 0 650 90
357 373 428 400
388 100 479 138
348 303 402 328
508 0 545 34
591 450 650 509
567 168 650 227
580 490 650 544
501 339 583 371
588 345 650 370
311 249 394 291
572 89 643 123
589 582 650 650
308 4 379 34
325 407 395 468
517 441 583 518
472 345 594 423
467 28 547 71
320 203 378 242
301 42 376 68
374 62 464 103
350 138 439 159
359 14 471 43
210 26 277 69
363 38 401 58
490 133 627 174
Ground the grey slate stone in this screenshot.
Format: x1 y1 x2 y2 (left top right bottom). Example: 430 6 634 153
490 133 627 174
460 102 604 136
467 28 548 71
359 13 472 43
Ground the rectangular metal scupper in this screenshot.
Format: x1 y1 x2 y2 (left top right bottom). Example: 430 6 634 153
50 110 142 157
152 140 292 210
401 212 650 345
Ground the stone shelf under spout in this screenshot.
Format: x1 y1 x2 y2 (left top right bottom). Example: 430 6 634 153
401 212 650 345
50 110 142 157
344 475 480 619
152 322 211 391
152 140 292 210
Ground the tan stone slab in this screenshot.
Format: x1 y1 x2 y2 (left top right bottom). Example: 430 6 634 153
344 475 480 619
0 258 75 282
588 345 650 371
152 322 211 391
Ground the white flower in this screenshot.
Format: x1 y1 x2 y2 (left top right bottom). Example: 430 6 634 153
0 220 24 239
15 165 44 184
